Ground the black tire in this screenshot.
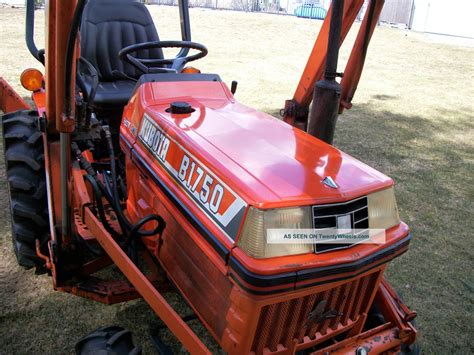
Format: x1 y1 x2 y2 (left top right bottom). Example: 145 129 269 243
400 320 421 355
401 340 421 355
76 326 142 355
1 110 49 270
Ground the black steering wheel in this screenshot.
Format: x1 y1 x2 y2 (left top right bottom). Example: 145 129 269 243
119 41 208 74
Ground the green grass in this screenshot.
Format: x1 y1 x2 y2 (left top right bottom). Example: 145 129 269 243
1 5 473 353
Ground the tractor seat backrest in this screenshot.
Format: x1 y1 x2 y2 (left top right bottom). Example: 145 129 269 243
80 0 164 82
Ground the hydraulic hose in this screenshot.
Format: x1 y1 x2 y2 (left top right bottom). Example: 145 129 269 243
72 144 121 238
102 127 121 212
73 136 166 264
83 174 122 239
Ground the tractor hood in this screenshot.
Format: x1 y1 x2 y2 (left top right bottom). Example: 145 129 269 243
124 79 393 209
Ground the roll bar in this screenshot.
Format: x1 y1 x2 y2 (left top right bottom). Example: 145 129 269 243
25 0 192 66
25 0 45 64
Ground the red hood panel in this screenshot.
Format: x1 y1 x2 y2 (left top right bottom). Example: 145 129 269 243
137 81 392 207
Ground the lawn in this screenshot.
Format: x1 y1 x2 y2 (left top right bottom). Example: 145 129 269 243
1 4 473 354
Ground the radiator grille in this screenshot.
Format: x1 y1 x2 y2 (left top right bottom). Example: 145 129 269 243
312 196 369 253
251 271 380 354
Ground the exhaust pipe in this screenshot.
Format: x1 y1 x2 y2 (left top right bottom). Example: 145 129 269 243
307 0 344 144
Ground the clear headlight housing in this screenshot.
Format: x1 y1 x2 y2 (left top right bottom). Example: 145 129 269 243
367 187 400 230
237 206 313 258
237 187 401 259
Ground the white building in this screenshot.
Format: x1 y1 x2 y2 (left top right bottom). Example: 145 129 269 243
361 0 473 39
410 0 474 38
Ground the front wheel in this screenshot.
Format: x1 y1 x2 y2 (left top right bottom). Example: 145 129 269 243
1 110 49 270
75 326 142 355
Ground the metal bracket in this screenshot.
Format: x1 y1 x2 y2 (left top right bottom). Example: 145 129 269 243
281 99 309 131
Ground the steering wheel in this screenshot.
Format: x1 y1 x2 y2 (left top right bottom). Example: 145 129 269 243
119 41 208 74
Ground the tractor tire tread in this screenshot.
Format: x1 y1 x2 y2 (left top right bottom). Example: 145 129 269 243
1 110 49 270
76 326 142 355
11 200 48 227
2 113 37 128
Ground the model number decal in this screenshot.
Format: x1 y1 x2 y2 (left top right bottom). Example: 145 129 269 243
138 114 246 240
178 155 224 215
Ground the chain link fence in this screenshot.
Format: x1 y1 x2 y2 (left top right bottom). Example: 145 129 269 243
144 0 332 17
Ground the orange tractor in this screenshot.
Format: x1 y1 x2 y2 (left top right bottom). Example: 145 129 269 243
0 0 419 353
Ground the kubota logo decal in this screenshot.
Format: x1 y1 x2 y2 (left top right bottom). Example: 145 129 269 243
304 300 343 327
139 114 247 241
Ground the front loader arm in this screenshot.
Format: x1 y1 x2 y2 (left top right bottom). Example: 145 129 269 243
0 78 31 114
283 0 385 127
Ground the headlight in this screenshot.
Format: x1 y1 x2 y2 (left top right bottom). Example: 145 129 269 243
367 187 400 230
238 188 400 259
237 206 313 258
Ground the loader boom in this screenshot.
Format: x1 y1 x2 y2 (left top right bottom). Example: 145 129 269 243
284 0 385 133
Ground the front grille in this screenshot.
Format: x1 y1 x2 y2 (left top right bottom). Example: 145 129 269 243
312 196 369 253
251 271 380 354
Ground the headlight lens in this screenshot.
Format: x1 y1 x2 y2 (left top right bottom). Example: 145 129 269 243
367 187 400 230
237 206 313 258
238 187 400 259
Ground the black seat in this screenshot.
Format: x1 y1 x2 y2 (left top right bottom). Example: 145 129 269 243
80 0 163 107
